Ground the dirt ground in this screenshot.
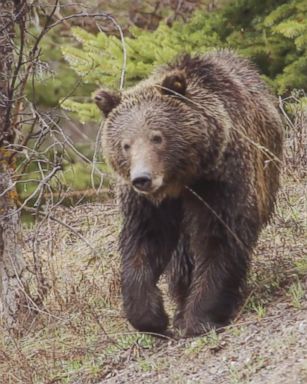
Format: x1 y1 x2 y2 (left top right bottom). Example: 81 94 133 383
100 177 307 384
103 288 307 384
0 175 306 384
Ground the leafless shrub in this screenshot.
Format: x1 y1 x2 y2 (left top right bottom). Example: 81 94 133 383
279 90 307 178
0 0 126 335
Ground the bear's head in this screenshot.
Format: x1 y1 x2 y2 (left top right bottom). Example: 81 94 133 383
95 70 228 202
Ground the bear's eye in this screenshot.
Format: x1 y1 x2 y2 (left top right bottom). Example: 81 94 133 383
151 134 163 144
123 143 130 152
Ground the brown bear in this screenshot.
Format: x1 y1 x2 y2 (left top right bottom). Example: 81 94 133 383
94 50 283 337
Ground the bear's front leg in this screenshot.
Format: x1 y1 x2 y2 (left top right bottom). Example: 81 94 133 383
179 233 250 337
119 187 181 334
121 250 169 333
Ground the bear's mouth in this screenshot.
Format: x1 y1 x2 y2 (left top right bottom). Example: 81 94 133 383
132 175 164 195
132 178 184 203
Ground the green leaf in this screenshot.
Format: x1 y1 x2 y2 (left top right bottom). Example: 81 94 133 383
273 20 306 39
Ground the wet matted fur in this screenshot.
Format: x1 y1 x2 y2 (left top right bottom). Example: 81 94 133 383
95 50 283 336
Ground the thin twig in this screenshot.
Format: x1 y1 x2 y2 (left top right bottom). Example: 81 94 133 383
185 185 247 249
43 211 99 258
46 11 126 89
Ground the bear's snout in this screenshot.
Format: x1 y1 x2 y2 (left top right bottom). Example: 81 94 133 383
132 172 152 192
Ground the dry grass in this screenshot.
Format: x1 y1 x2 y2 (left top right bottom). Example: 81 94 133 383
0 99 306 383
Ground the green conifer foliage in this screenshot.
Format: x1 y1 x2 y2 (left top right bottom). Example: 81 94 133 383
265 0 307 93
225 0 307 94
61 0 307 122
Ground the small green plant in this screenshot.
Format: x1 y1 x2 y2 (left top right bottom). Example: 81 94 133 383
206 329 221 350
185 336 207 355
251 302 267 319
246 295 267 319
295 258 307 276
137 358 154 373
288 279 305 308
229 364 242 384
105 333 155 357
185 329 221 355
229 325 244 337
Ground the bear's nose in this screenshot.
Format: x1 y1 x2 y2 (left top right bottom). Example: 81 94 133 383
132 173 152 192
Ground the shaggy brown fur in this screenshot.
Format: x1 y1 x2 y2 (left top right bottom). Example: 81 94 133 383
95 50 283 336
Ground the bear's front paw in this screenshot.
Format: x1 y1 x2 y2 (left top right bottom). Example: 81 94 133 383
127 308 169 335
178 315 225 337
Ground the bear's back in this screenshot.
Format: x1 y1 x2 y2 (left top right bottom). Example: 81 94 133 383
168 50 283 225
167 50 268 101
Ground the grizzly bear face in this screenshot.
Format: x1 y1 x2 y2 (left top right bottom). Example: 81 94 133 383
95 71 230 202
104 95 202 201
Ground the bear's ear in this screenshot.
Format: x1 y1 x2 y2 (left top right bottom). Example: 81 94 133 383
93 89 121 117
160 71 187 97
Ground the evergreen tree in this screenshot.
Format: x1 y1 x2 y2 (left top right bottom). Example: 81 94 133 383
60 0 307 121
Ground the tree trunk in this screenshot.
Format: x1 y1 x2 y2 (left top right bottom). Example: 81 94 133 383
0 0 32 334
